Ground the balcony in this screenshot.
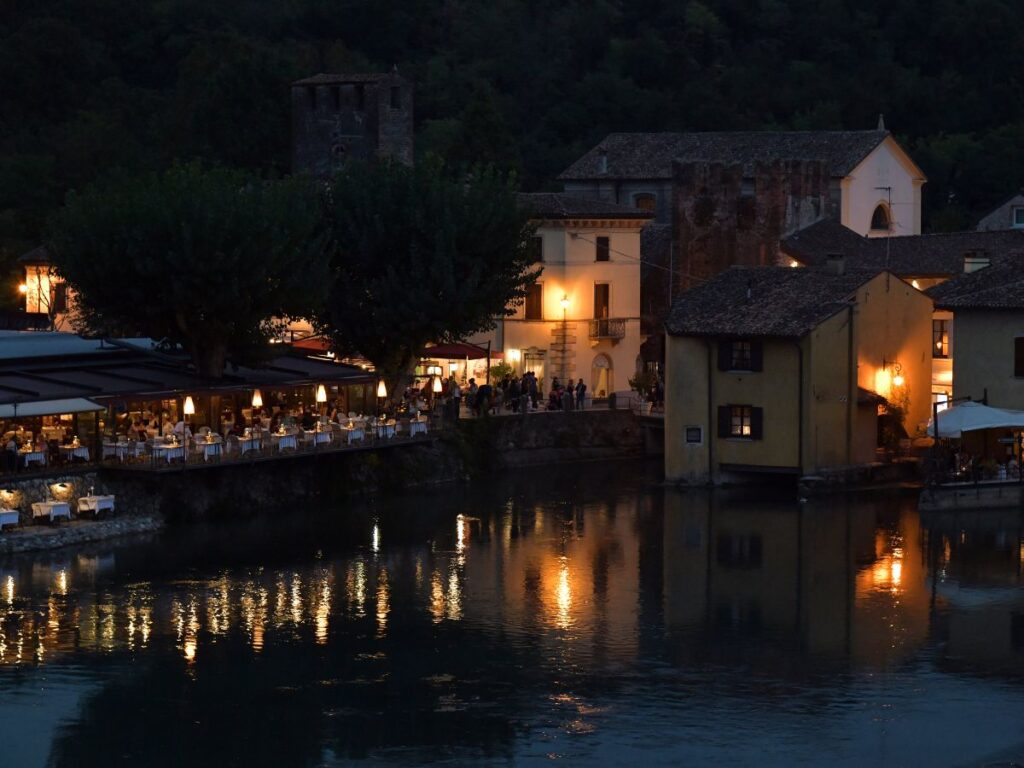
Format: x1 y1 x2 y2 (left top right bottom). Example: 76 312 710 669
588 318 625 340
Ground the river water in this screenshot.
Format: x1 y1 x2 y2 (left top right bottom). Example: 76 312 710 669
0 460 1022 767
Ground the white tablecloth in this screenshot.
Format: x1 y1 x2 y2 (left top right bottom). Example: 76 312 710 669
409 420 428 436
271 434 297 452
303 430 331 446
152 444 186 463
0 508 18 529
78 495 115 515
341 427 365 445
59 445 90 461
375 422 396 439
195 440 222 461
32 501 71 521
238 437 262 454
19 450 46 468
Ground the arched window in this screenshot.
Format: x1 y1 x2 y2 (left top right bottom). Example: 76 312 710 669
591 354 613 399
870 204 891 232
634 193 656 212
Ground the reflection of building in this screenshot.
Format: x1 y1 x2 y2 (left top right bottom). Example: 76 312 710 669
473 193 652 396
662 490 928 668
664 266 933 484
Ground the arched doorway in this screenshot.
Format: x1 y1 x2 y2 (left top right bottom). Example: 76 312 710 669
592 354 613 398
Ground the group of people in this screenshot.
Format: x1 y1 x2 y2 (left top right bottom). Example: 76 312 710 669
432 370 589 417
546 377 587 411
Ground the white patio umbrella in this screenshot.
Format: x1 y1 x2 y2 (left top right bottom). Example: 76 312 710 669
928 401 1024 438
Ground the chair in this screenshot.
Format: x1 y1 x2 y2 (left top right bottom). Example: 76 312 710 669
225 435 240 456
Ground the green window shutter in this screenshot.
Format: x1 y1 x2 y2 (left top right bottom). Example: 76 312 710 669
717 405 731 438
750 341 763 372
717 340 731 371
751 407 764 440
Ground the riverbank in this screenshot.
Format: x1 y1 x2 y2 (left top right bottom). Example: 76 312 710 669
0 410 646 554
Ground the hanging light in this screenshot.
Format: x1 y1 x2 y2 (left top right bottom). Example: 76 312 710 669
377 380 387 398
316 384 327 403
183 396 196 416
432 376 443 393
251 389 263 408
560 294 570 311
17 283 27 294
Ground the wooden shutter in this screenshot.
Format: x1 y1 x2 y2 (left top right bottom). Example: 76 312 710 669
717 340 732 371
750 407 764 440
750 341 763 372
1015 338 1024 377
717 405 731 438
596 236 610 262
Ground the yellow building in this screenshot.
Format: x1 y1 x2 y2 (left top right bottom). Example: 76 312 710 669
664 264 933 484
18 246 72 331
472 193 653 396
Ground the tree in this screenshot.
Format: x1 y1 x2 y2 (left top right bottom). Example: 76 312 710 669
47 163 332 378
315 160 539 401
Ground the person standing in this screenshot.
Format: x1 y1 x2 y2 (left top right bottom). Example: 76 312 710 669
575 378 587 410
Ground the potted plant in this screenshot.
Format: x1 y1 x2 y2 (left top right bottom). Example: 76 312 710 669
628 370 657 415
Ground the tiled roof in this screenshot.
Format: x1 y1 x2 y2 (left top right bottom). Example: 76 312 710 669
517 192 654 220
18 245 50 264
927 260 1024 310
559 131 890 180
781 219 1024 278
665 266 876 338
292 73 393 86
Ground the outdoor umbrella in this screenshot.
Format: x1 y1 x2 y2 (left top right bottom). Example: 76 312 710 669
927 401 1024 438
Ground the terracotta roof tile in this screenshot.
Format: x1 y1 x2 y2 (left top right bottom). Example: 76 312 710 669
927 259 1024 309
666 266 877 338
517 192 654 219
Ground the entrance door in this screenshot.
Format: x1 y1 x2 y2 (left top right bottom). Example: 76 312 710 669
592 354 612 398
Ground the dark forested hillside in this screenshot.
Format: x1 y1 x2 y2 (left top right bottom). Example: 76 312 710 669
3 0 1024 297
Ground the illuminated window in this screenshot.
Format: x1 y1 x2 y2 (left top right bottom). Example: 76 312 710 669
718 404 763 439
933 319 949 358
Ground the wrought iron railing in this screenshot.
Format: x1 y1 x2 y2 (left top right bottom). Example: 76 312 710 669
588 318 626 339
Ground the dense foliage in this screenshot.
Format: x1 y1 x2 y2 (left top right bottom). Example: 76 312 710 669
48 164 331 377
4 0 1024 300
315 160 539 399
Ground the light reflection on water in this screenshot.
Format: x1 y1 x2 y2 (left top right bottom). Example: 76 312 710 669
0 461 1022 767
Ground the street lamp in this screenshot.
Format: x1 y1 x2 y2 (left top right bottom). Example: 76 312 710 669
376 379 387 417
183 395 195 451
560 294 570 382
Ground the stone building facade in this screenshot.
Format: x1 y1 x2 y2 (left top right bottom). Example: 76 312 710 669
291 71 413 177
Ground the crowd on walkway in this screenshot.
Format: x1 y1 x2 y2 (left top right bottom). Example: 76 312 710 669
402 371 595 419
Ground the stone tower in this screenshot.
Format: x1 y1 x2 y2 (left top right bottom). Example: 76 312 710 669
291 70 413 177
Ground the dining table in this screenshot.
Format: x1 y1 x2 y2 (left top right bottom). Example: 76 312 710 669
32 500 71 523
59 444 90 462
19 449 47 468
237 436 262 455
151 442 186 463
270 432 297 452
340 425 366 445
194 437 223 462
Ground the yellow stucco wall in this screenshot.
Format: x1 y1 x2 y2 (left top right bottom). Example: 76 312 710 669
952 310 1024 409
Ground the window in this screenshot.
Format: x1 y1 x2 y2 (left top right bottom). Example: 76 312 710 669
524 283 542 320
731 405 752 437
870 204 891 232
51 283 67 314
933 319 949 358
634 193 656 212
1014 208 1024 228
529 236 543 263
685 426 703 445
717 404 763 439
717 339 763 372
390 86 401 109
1015 337 1024 377
595 236 610 262
593 283 609 319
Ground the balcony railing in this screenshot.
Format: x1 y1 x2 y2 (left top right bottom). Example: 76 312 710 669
588 318 626 340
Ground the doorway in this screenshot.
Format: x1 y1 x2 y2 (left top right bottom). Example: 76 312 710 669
592 354 613 398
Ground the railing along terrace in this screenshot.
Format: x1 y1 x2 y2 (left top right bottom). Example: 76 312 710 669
588 318 626 340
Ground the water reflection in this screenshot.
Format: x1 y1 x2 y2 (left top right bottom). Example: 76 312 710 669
0 463 1022 766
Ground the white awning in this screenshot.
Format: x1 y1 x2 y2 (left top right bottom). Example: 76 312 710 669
927 401 1024 438
0 398 104 418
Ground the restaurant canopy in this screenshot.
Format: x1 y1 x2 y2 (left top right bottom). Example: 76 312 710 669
0 397 103 418
927 401 1024 438
422 343 491 360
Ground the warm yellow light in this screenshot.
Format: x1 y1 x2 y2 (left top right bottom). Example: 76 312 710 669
560 295 570 311
432 376 443 393
17 283 27 294
251 389 263 408
892 374 905 388
911 279 921 290
507 348 521 363
316 384 327 403
875 368 892 397
377 380 387 398
788 260 800 268
183 396 195 416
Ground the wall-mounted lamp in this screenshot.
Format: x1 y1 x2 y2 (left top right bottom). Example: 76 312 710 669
560 295 570 311
17 283 27 294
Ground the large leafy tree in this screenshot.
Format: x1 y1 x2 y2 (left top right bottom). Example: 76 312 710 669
48 163 332 378
316 160 539 399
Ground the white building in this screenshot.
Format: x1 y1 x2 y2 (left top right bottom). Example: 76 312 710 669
977 192 1024 231
473 194 653 397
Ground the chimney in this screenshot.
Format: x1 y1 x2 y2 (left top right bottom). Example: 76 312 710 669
877 113 885 131
826 253 846 276
963 250 990 273
597 149 608 175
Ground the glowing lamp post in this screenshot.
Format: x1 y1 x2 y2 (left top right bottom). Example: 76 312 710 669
559 294 571 381
316 383 327 416
183 395 195 450
376 379 387 417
